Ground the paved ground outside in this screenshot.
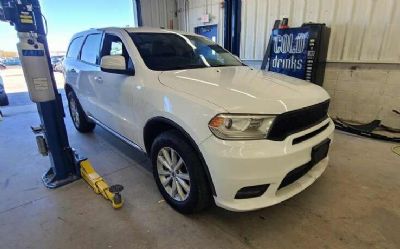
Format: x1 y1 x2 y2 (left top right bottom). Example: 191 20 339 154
0 67 399 249
1 66 64 106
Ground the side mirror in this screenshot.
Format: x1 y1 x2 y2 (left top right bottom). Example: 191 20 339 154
100 55 134 75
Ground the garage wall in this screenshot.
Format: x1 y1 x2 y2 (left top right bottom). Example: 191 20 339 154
176 0 189 31
240 0 400 63
140 0 178 29
181 0 225 45
240 0 400 128
140 0 224 44
324 64 400 128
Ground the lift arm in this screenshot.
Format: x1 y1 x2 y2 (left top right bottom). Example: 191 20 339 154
0 0 124 208
1 0 80 187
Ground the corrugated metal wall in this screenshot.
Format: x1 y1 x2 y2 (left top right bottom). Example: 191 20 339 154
240 0 400 63
141 0 178 29
140 0 225 45
176 0 189 31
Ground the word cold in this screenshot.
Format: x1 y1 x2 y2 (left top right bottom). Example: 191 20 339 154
273 33 308 54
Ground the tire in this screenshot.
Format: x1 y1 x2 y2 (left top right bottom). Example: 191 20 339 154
67 90 95 133
151 130 212 214
0 92 9 106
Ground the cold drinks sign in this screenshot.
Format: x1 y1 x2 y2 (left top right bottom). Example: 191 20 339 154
269 27 314 80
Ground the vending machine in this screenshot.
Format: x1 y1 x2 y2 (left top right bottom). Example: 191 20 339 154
262 21 330 86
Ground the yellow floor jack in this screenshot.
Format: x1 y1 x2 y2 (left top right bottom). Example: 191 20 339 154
79 159 124 209
33 131 125 209
33 127 124 209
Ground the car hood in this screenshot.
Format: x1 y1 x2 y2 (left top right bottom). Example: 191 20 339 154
158 66 330 114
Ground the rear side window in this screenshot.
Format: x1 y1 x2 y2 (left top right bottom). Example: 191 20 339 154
66 36 84 59
80 33 102 65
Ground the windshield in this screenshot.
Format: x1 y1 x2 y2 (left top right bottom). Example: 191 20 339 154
129 32 243 71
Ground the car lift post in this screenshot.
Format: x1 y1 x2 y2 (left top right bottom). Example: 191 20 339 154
0 0 123 208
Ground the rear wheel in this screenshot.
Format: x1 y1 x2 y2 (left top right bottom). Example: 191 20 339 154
67 91 95 133
151 130 211 214
0 92 9 106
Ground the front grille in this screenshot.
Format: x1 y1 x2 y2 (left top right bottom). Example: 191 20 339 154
292 123 329 145
267 100 330 141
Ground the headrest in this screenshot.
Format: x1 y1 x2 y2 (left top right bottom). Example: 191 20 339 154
151 41 176 57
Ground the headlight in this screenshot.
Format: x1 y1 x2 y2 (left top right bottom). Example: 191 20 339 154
208 114 275 140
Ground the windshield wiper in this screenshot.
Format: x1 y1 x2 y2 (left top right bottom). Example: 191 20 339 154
210 64 243 68
169 64 208 70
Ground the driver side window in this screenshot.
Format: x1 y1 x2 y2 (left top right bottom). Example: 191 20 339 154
101 34 134 72
110 41 123 55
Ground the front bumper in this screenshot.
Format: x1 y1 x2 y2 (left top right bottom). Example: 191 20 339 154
199 118 335 212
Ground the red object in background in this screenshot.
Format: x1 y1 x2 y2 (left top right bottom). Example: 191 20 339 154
279 18 289 29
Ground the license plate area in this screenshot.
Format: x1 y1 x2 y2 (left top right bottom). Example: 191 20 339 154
278 138 331 190
311 138 330 165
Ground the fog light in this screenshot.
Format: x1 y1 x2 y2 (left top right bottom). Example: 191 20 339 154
234 184 269 199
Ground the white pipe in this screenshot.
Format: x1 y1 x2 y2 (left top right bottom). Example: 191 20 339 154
185 0 189 32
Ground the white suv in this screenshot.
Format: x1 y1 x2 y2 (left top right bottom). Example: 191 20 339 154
64 27 334 213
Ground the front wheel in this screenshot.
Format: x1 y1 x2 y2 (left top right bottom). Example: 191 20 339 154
151 130 212 214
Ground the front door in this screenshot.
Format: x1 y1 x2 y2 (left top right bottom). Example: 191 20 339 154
95 32 136 141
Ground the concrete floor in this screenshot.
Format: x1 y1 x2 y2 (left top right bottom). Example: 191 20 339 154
0 71 399 249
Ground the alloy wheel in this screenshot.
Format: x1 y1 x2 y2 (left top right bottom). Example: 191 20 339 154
69 97 80 127
157 147 191 201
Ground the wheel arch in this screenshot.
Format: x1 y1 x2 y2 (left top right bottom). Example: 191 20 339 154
144 117 216 196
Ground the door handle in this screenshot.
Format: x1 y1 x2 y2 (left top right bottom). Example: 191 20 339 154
94 76 103 83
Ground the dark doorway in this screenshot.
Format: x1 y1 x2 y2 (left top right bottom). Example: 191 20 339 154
224 0 241 56
135 0 143 26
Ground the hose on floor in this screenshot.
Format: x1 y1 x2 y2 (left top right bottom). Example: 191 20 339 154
392 146 400 157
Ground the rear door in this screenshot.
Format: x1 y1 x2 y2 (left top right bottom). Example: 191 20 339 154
76 32 103 118
64 36 84 91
